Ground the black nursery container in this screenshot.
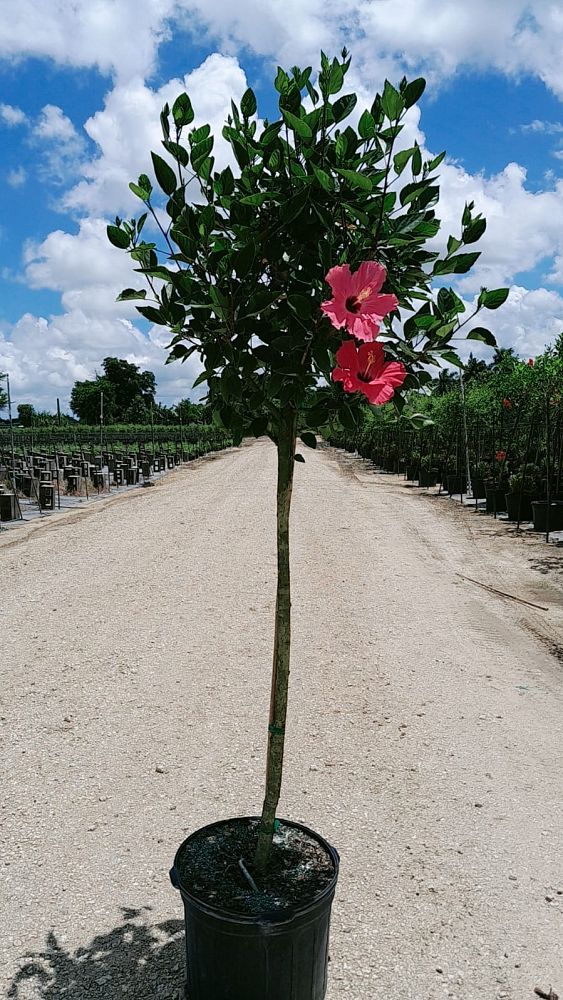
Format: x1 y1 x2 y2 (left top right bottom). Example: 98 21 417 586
170 817 339 1000
505 492 535 523
532 500 563 532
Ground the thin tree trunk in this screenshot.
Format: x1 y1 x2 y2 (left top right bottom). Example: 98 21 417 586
254 406 298 874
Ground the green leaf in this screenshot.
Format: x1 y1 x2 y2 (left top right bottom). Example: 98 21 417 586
447 235 462 255
393 147 414 176
327 59 344 95
463 217 487 244
192 370 208 389
358 109 375 139
412 144 422 175
151 152 177 196
274 66 290 93
478 287 509 310
239 192 275 206
439 350 464 368
241 87 257 118
287 293 313 317
189 125 210 147
433 252 480 275
166 344 191 362
312 164 333 191
116 288 147 301
281 109 312 138
402 77 426 109
294 453 305 463
107 225 130 249
233 243 256 278
300 432 317 449
332 93 357 123
399 178 433 206
134 266 172 281
381 80 404 120
425 150 446 173
172 93 194 127
129 182 151 202
137 305 167 325
466 326 497 347
409 412 434 429
336 168 372 191
160 104 170 140
435 288 465 317
163 139 189 167
462 201 474 226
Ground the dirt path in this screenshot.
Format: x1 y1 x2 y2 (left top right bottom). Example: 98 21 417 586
1 441 562 1000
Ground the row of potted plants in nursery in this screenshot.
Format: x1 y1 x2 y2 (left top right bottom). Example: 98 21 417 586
329 430 563 532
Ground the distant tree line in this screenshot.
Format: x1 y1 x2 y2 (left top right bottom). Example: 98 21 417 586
4 357 211 426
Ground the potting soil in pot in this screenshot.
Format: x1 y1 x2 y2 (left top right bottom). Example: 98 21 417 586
175 818 335 916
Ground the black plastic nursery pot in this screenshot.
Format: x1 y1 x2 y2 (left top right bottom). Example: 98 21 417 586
418 468 438 488
471 477 486 500
485 483 508 514
505 492 535 523
170 817 339 1000
447 473 464 495
532 500 563 532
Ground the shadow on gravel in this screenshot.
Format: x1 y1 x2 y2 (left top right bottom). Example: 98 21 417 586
8 907 185 1000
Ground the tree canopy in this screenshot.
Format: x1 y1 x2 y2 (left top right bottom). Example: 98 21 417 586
110 51 507 446
70 356 156 423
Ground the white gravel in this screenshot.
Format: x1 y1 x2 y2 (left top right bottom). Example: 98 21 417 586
1 440 562 1000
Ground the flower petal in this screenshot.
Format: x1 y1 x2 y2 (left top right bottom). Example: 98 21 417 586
349 314 380 341
352 260 386 296
325 264 352 297
363 292 398 320
362 379 396 405
321 297 348 329
335 338 359 371
380 359 407 388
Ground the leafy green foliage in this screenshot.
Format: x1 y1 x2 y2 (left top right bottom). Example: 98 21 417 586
70 357 156 423
110 53 505 446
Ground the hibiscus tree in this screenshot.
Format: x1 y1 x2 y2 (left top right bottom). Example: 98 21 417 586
109 51 507 873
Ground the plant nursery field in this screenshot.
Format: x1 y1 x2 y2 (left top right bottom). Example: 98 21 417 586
1 440 562 999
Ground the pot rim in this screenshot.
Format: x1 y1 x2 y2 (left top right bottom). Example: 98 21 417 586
170 815 339 925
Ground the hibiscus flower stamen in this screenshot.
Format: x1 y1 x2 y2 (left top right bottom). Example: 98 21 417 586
358 349 378 382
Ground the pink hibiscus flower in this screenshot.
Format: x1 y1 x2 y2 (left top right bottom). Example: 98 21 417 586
321 261 398 342
332 339 407 405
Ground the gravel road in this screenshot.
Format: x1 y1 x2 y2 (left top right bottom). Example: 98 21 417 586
1 440 562 1000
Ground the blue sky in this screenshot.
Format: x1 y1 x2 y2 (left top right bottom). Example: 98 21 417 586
1 0 563 411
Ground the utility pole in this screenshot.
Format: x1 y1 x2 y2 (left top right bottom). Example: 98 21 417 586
100 390 104 457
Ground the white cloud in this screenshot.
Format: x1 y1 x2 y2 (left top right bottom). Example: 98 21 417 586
36 104 79 142
62 53 249 215
0 0 175 81
30 104 86 185
7 166 26 187
0 308 202 412
2 1 563 99
23 217 139 317
520 119 563 134
423 159 563 293
457 284 563 361
0 102 26 126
